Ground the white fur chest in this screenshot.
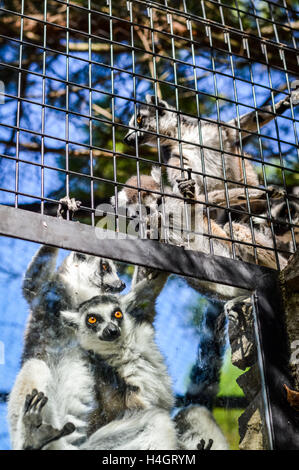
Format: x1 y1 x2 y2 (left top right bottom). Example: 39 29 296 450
106 323 174 411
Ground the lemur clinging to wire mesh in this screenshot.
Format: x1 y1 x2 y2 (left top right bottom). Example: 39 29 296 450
114 90 299 269
123 90 298 203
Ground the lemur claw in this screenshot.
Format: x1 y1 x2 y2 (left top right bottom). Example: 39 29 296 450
197 438 213 450
57 196 82 220
176 177 196 199
23 389 75 450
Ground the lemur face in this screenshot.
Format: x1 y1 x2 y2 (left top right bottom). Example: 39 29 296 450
66 253 125 293
272 200 299 236
253 200 299 236
123 95 176 147
61 295 127 354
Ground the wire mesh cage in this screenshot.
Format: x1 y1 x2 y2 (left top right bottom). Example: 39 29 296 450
0 0 298 452
0 0 298 270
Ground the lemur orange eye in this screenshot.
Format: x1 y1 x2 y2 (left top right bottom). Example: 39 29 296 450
88 316 97 324
102 263 108 271
136 115 142 126
114 311 123 319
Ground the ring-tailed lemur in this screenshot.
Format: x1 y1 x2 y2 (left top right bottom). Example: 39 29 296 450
118 91 299 272
8 195 127 449
8 244 126 449
123 90 298 202
16 278 179 450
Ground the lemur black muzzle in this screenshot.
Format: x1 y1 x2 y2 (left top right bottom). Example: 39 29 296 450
102 323 121 341
116 280 126 292
104 280 126 293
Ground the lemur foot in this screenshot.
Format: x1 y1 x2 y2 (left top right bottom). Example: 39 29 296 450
176 177 196 199
57 196 82 220
23 389 75 450
197 439 213 451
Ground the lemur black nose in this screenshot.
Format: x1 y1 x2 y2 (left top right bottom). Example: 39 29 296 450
102 323 120 341
119 281 126 291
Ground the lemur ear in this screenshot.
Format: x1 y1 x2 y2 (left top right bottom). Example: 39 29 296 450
121 280 145 315
145 94 155 105
145 94 169 111
60 310 80 330
111 189 128 208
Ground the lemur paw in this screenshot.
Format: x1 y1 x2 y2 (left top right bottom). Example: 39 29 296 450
57 196 82 220
23 389 75 450
197 439 213 450
176 177 196 199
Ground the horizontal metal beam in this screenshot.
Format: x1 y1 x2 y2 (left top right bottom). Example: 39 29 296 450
0 204 276 291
